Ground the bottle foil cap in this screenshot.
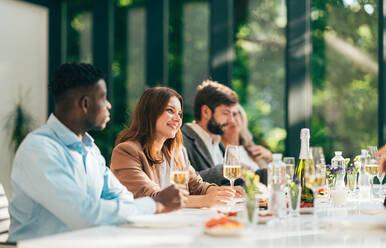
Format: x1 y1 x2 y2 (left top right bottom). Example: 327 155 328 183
300 128 310 139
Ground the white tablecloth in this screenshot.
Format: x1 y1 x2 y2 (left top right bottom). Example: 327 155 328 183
18 200 386 248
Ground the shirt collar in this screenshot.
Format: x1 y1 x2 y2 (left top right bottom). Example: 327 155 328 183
188 122 220 146
46 114 94 148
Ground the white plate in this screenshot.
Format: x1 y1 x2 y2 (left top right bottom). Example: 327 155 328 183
204 227 246 237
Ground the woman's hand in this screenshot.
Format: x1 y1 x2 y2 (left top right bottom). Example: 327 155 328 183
375 145 386 173
204 186 235 207
246 145 272 162
234 186 245 198
378 156 386 173
376 145 386 157
240 162 253 171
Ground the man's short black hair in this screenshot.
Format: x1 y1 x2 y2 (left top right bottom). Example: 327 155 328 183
194 80 239 121
50 62 105 103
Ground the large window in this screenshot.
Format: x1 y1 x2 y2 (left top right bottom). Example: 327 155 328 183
66 0 92 63
181 2 210 119
60 0 383 162
311 0 378 160
233 0 287 152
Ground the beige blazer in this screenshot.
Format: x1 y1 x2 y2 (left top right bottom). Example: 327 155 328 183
110 140 214 199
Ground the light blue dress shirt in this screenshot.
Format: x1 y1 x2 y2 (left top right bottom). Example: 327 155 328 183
8 114 156 241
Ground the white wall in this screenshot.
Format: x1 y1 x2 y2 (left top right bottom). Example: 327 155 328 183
0 0 48 198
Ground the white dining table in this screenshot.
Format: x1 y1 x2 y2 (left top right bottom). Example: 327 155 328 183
17 199 386 248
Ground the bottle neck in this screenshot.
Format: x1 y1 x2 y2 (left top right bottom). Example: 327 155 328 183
299 138 311 159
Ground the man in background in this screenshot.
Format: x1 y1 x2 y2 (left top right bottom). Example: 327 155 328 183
182 80 267 186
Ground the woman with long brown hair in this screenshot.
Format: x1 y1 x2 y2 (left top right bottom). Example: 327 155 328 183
111 87 241 208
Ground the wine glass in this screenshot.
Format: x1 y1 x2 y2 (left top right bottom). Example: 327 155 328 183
170 147 189 186
364 155 379 200
311 147 326 167
304 162 326 209
367 146 378 158
373 155 385 198
283 157 295 184
377 170 385 196
223 145 241 201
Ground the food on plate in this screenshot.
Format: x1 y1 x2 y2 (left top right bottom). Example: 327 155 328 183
300 202 314 208
216 210 238 217
257 211 273 224
318 188 327 196
205 217 244 229
258 212 273 217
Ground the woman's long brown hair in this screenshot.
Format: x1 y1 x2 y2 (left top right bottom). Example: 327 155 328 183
115 87 183 164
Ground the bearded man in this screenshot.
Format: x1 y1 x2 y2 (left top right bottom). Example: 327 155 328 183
182 80 267 186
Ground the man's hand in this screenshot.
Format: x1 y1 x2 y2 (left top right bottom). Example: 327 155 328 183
246 145 272 162
154 184 188 213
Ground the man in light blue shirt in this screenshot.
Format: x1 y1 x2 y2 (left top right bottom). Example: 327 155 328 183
8 63 188 241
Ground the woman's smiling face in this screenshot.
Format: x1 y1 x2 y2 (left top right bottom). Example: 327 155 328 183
155 96 183 140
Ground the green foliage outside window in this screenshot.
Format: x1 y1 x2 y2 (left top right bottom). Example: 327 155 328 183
233 0 286 153
311 0 378 162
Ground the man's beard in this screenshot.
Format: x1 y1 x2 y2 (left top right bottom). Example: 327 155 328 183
207 116 227 135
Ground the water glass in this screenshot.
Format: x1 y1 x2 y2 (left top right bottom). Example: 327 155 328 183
270 190 287 220
330 187 347 208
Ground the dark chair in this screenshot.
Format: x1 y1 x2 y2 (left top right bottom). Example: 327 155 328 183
0 184 16 247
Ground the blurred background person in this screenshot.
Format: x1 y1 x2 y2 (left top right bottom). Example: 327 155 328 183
221 103 272 172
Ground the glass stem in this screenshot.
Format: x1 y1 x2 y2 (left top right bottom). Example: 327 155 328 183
230 179 234 189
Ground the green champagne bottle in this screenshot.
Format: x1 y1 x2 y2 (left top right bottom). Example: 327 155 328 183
294 128 314 204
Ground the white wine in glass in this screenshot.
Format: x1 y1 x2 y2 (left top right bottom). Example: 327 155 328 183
305 175 326 190
223 165 241 181
364 164 379 176
170 147 190 186
170 171 189 185
223 145 241 189
304 162 326 208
